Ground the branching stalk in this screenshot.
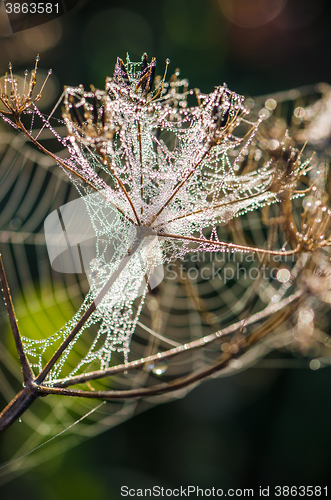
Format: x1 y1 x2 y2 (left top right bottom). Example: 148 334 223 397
33 289 303 399
35 236 143 384
0 255 33 383
47 289 303 388
150 149 210 224
15 119 133 224
157 231 300 256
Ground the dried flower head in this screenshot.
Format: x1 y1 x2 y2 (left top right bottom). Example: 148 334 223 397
0 54 320 379
3 54 331 445
0 55 52 119
59 53 307 264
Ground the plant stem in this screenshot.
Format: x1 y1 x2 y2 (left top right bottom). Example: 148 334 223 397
157 231 300 256
16 118 133 224
35 290 303 399
0 255 33 383
45 290 303 389
0 235 144 433
99 151 142 226
0 283 303 433
35 235 143 384
0 386 38 434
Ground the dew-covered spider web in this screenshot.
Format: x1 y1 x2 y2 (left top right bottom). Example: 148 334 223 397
2 55 314 382
1 61 331 483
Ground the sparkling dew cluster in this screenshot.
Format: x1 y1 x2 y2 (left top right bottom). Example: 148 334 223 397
0 54 312 374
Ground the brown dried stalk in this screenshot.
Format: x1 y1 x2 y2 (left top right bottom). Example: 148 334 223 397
0 248 304 433
0 55 329 437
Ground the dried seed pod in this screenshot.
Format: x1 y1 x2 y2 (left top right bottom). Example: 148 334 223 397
69 96 84 127
136 57 156 95
114 57 130 86
141 52 148 73
92 95 99 125
212 104 230 129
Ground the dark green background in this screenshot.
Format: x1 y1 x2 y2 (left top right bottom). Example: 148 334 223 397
1 0 331 498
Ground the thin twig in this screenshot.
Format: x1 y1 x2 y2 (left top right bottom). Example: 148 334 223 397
150 149 210 224
0 387 38 434
156 231 301 256
35 236 143 384
47 289 303 388
99 151 142 226
163 189 274 226
137 121 144 214
16 119 133 224
0 255 33 383
35 290 303 399
34 91 65 140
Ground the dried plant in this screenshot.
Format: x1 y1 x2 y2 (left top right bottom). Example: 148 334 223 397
1 54 331 446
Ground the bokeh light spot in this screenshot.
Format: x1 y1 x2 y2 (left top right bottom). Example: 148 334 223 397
219 0 287 28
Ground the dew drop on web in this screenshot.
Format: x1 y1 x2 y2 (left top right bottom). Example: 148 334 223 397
147 359 169 375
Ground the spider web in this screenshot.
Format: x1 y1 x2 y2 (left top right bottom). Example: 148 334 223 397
8 55 311 383
0 120 281 482
0 70 329 483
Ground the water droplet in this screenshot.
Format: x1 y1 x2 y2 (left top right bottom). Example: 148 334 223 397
309 359 320 371
48 69 53 75
269 139 279 150
10 217 22 230
299 308 314 324
294 106 305 119
24 69 29 77
244 98 255 110
8 63 12 70
258 108 270 120
265 98 277 111
35 55 40 62
276 268 290 283
18 418 22 423
229 359 242 369
166 58 170 65
303 196 317 212
147 359 169 375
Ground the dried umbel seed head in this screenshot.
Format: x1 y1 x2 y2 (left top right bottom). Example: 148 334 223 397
112 53 169 101
297 195 331 252
268 141 301 194
62 88 117 147
298 251 331 301
203 84 248 147
0 56 52 119
3 51 331 451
